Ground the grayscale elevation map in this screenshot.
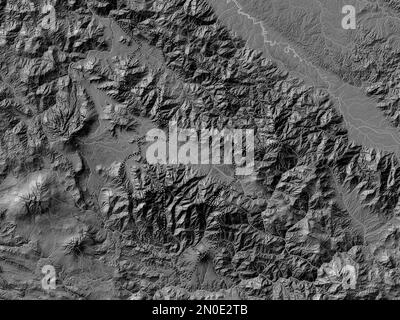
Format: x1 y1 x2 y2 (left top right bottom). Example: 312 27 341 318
1 0 400 301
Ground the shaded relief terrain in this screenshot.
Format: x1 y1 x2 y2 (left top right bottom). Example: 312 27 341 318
0 0 400 300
